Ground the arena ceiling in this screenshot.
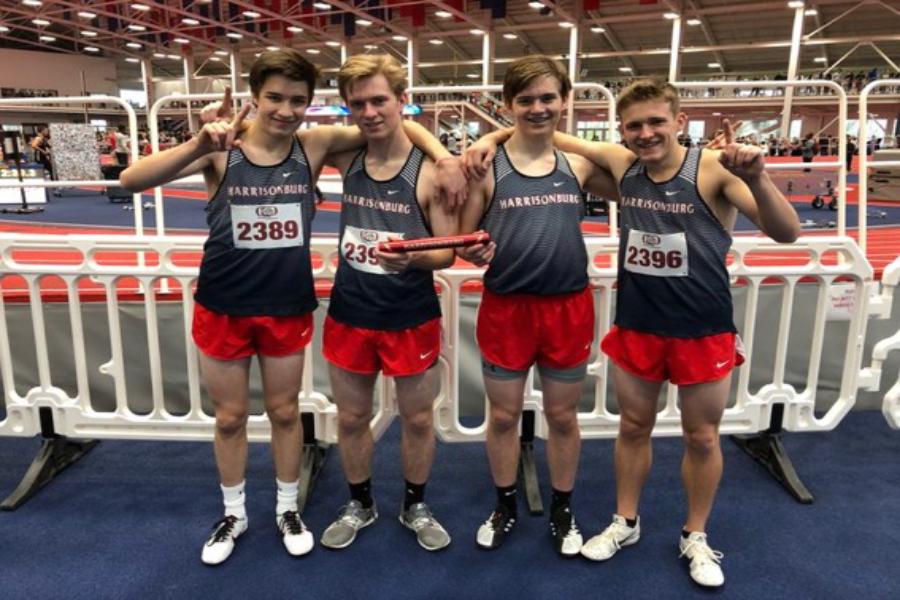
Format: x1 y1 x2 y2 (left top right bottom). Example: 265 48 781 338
0 0 897 83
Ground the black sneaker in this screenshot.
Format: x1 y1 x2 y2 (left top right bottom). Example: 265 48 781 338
476 507 517 550
550 505 583 556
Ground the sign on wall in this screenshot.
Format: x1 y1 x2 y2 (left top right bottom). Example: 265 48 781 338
49 123 101 183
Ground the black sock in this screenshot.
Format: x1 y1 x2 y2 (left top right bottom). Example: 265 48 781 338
349 479 373 509
550 488 572 514
625 516 638 528
682 528 693 539
495 484 517 514
404 480 426 511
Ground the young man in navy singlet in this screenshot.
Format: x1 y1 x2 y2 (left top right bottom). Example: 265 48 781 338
457 56 619 556
121 49 463 565
464 79 800 586
315 55 458 552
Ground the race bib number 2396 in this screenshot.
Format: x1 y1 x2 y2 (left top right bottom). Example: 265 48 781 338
624 229 689 277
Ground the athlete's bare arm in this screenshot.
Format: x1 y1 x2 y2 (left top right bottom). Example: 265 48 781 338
565 153 621 202
120 104 250 194
456 165 496 266
376 159 458 272
700 120 800 243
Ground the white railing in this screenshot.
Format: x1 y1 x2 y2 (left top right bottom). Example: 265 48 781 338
1 234 874 444
858 79 900 254
859 255 900 430
0 96 143 231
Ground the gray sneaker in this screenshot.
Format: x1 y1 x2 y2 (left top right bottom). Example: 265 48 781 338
400 502 451 551
320 500 378 549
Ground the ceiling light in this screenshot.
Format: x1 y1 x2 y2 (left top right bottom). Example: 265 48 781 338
84 46 99 52
173 38 190 44
0 26 9 33
364 44 378 49
226 32 243 39
619 66 632 72
392 35 408 41
32 19 50 26
788 1 804 8
267 46 280 51
435 11 451 18
591 26 605 33
153 52 165 58
78 11 97 19
712 112 722 116
209 56 222 61
243 11 260 18
131 4 151 11
503 33 517 40
167 54 180 60
254 52 261 57
356 19 372 26
429 39 444 45
313 2 331 9
182 18 200 25
559 22 574 28
813 57 828 62
663 12 679 19
126 42 142 49
126 57 140 63
287 26 303 33
127 25 146 31
22 0 42 6
687 18 701 26
528 2 544 9
804 8 817 15
326 41 341 47
466 74 479 79
81 30 97 37
39 35 56 42
306 48 320 54
469 29 485 35
708 62 720 68
214 50 228 56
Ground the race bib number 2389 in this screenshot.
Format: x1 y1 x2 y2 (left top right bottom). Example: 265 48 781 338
231 203 303 249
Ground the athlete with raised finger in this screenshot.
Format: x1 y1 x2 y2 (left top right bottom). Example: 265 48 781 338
464 78 800 586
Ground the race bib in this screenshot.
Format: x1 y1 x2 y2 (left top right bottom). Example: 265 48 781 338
231 203 303 249
341 225 403 275
624 229 689 277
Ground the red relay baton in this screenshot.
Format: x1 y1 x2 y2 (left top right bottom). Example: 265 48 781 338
379 232 491 253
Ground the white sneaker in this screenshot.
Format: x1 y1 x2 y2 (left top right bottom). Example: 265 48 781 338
278 510 315 557
201 515 248 565
580 514 640 561
679 531 725 587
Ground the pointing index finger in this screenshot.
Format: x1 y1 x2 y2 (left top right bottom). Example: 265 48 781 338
219 87 233 118
232 102 251 130
722 118 735 145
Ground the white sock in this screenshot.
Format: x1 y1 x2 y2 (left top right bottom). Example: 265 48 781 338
221 481 247 520
276 478 299 515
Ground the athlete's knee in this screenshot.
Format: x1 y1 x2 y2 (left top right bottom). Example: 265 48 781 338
337 406 371 434
400 405 433 435
216 407 249 437
488 403 522 433
543 403 578 433
683 426 720 455
266 399 300 431
618 413 655 442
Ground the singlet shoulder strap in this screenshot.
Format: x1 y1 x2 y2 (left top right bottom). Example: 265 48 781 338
677 147 701 185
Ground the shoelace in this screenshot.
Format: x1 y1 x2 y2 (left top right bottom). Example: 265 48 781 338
209 516 238 544
338 504 370 528
280 511 304 535
485 510 514 531
679 538 724 565
600 522 631 550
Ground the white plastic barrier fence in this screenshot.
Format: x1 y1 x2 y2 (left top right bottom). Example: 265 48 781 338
0 234 874 445
859 255 900 429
